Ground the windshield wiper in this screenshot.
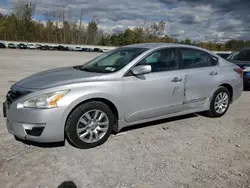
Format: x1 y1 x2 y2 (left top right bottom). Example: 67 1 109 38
74 66 94 72
81 67 94 72
74 65 114 73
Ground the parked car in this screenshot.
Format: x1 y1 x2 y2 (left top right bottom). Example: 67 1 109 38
3 43 243 149
214 51 232 59
227 48 250 89
56 45 69 51
49 46 57 51
27 44 36 49
93 48 104 53
8 43 16 49
82 48 93 52
40 45 53 50
102 49 110 52
17 43 27 49
35 44 42 49
68 46 75 51
0 42 6 48
75 47 82 51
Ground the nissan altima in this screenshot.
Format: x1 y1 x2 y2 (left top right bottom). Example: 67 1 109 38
3 43 243 148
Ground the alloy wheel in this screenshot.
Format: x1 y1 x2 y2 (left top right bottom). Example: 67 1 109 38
214 92 229 114
76 110 109 143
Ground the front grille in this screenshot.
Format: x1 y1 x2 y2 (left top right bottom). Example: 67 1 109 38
6 88 31 105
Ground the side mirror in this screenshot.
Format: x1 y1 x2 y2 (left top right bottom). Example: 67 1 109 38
212 56 218 65
131 65 152 75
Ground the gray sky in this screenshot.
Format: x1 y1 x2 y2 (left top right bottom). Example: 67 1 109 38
1 0 249 42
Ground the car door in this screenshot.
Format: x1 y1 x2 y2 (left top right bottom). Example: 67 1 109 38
178 48 220 108
123 48 186 123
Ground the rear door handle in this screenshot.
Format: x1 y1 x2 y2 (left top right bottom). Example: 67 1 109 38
210 71 218 76
172 77 182 82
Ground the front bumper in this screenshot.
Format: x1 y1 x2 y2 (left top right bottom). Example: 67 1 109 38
3 100 66 143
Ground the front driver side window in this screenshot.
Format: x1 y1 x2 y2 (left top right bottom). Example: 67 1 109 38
138 48 178 72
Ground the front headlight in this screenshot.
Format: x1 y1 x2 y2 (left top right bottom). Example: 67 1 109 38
22 90 70 109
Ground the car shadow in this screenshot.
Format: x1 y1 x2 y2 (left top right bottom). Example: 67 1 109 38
118 113 198 133
14 136 65 148
14 113 200 148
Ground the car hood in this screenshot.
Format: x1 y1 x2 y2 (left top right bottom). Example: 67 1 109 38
14 66 103 89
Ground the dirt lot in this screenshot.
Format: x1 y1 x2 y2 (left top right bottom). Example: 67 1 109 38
0 49 250 188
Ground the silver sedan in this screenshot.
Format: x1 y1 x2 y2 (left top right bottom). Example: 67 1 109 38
3 43 243 148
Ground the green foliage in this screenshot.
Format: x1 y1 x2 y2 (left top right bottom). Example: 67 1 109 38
0 4 250 50
184 38 192 45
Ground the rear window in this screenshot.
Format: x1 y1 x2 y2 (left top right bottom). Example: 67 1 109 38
180 48 213 69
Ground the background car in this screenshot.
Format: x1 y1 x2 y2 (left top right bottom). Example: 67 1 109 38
102 49 110 52
8 43 16 49
40 45 54 50
93 48 104 53
27 44 36 49
214 51 232 59
82 48 94 52
75 47 82 51
227 48 250 89
56 45 69 51
35 44 42 49
17 43 27 49
0 42 6 48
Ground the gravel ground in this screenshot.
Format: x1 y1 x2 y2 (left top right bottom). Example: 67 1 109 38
0 49 250 188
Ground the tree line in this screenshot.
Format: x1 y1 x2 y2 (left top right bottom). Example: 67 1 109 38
0 2 250 51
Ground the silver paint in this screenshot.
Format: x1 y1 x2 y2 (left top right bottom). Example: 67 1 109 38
5 43 243 143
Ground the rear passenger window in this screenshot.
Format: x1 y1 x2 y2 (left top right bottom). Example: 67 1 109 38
180 48 213 69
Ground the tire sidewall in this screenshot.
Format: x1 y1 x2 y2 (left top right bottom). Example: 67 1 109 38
210 87 231 117
65 102 114 149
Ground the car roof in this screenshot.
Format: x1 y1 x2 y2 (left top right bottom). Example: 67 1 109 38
240 47 250 51
124 43 175 48
123 43 215 55
124 43 203 50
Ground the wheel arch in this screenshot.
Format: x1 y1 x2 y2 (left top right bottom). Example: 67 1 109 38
64 97 119 132
219 83 233 102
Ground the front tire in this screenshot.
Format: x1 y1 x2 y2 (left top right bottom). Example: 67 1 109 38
205 87 231 118
65 101 114 149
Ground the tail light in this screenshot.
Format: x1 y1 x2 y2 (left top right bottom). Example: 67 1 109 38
234 68 243 78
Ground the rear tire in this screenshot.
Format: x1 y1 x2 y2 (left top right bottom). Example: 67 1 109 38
205 87 231 118
65 101 114 149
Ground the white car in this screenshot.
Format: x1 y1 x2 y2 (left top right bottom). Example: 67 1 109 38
27 44 36 49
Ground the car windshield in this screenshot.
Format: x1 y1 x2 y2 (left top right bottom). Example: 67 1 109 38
227 51 240 60
217 53 230 59
77 47 147 73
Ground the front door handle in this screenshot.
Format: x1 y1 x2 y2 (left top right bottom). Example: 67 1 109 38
210 71 218 76
172 77 182 82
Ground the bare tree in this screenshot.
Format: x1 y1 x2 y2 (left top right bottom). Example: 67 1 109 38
78 8 84 43
13 0 36 41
